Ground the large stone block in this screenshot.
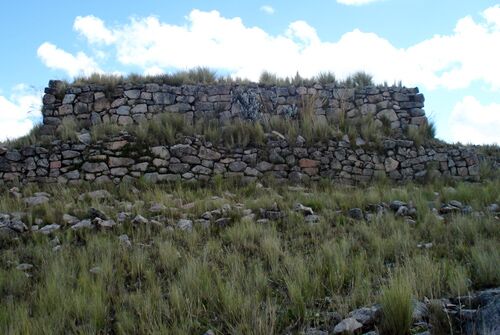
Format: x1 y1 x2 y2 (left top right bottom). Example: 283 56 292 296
82 162 109 173
109 157 135 167
384 157 399 172
153 92 176 105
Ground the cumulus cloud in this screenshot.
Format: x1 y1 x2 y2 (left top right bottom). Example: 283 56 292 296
74 15 116 44
0 84 42 142
37 42 102 78
60 7 500 90
337 0 382 6
260 5 275 15
449 96 500 144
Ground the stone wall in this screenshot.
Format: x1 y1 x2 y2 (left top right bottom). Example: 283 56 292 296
0 134 480 185
41 80 427 134
0 80 481 185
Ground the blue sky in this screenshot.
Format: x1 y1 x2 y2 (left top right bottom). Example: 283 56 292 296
1 0 499 144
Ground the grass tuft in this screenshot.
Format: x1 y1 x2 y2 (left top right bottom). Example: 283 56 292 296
380 274 413 335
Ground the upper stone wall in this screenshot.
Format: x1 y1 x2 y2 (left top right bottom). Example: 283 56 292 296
41 80 427 135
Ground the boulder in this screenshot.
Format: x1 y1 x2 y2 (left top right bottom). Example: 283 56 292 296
24 195 49 207
177 219 193 231
294 203 314 216
71 219 94 230
348 208 364 220
333 317 363 334
82 162 109 173
38 224 60 235
228 161 247 172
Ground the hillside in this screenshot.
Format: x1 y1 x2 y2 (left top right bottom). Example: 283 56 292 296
0 76 499 335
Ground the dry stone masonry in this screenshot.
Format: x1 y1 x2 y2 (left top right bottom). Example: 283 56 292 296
0 80 480 185
40 80 426 132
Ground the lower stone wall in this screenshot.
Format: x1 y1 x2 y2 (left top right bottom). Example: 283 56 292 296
0 136 480 185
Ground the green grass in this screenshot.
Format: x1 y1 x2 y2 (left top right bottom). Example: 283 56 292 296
2 123 50 148
0 178 498 334
406 119 437 147
14 98 396 148
380 273 413 335
68 68 375 89
73 67 220 87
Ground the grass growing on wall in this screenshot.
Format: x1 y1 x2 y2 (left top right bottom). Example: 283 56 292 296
3 110 435 150
69 68 375 89
0 178 498 334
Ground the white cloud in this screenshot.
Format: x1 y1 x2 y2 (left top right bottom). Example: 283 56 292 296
60 7 500 90
449 96 500 145
483 4 500 28
0 85 42 142
337 0 382 6
74 15 116 44
37 42 102 78
260 5 275 15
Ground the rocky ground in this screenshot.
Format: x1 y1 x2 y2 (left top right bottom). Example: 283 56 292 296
0 178 498 334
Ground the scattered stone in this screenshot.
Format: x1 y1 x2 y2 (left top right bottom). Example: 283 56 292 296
215 217 231 227
389 200 406 211
449 200 463 208
412 300 429 321
333 317 363 334
304 328 328 335
294 203 314 216
117 212 130 222
461 205 473 215
95 218 116 228
486 203 499 213
38 224 60 235
9 187 22 199
118 234 132 247
132 215 149 224
88 207 108 220
24 195 49 206
395 205 409 217
16 263 33 271
71 219 94 230
62 214 79 225
89 267 102 274
177 219 193 231
474 295 499 335
439 204 461 215
348 306 381 327
149 203 167 213
348 208 364 220
405 218 417 225
49 237 60 246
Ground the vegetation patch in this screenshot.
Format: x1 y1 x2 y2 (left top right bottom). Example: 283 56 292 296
0 178 498 334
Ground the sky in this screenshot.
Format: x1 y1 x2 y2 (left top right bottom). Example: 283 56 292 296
0 0 499 144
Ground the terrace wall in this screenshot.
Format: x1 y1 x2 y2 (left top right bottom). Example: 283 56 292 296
0 135 479 185
40 80 427 134
0 80 481 185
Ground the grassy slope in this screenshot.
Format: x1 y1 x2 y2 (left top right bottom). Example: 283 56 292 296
0 178 499 334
